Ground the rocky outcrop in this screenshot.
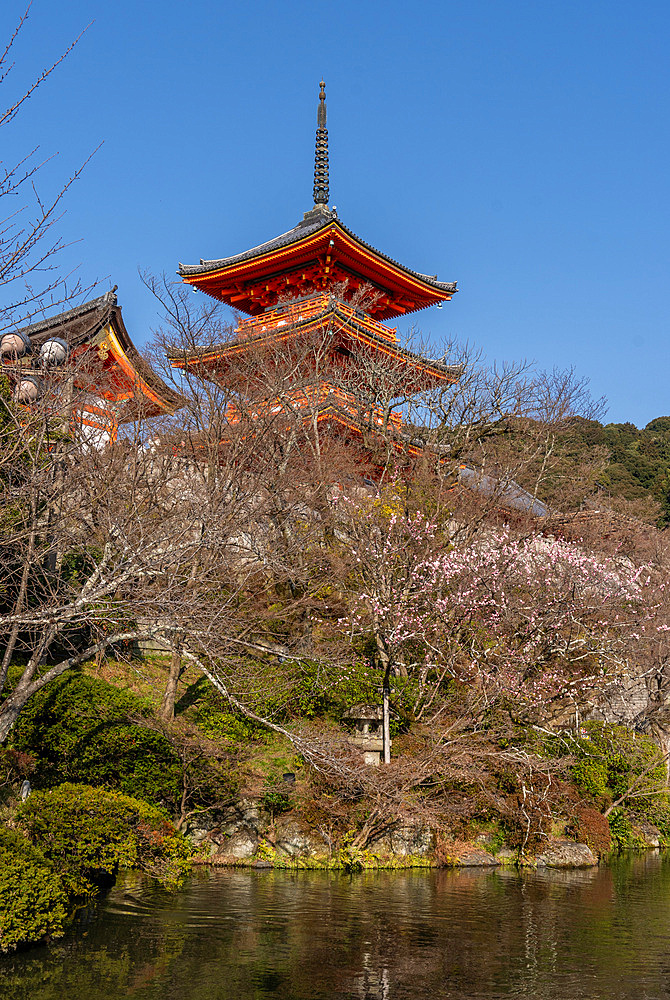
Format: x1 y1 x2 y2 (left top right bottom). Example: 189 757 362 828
635 822 662 848
188 798 331 862
274 817 328 858
224 828 259 859
187 796 269 860
533 840 597 868
365 821 435 857
187 797 609 869
453 848 499 867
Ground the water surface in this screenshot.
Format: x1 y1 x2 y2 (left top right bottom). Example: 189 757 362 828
3 855 670 999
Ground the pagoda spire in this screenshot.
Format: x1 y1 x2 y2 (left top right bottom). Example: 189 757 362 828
312 80 329 207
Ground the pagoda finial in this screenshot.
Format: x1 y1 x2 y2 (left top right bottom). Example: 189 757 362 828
312 79 329 207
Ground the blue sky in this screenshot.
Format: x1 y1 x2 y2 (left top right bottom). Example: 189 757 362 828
2 0 669 425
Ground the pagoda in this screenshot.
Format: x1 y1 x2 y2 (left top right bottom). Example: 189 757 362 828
172 82 460 457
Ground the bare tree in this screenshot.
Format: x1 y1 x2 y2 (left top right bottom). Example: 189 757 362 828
0 7 98 333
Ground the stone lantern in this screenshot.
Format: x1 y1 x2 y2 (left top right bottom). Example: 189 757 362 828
342 704 390 766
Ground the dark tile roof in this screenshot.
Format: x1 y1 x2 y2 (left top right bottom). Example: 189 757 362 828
17 289 183 413
457 466 550 518
179 209 457 294
17 290 118 348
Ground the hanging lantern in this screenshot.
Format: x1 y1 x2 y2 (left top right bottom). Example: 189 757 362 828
13 375 41 404
39 337 69 366
0 330 32 360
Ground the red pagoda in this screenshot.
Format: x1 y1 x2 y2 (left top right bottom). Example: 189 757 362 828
172 82 460 457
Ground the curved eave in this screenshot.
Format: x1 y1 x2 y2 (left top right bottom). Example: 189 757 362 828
104 306 184 419
14 291 184 421
179 220 456 320
168 306 462 386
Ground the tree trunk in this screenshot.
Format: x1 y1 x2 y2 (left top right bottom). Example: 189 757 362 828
382 671 391 765
0 690 30 743
159 648 182 722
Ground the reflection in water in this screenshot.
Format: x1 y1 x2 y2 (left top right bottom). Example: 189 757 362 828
2 855 670 999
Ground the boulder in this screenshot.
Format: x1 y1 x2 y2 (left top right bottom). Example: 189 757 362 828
534 841 597 868
389 823 435 857
222 827 259 859
495 848 518 863
456 848 499 867
635 822 662 848
274 817 327 858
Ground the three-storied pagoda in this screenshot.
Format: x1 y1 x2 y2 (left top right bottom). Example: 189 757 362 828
172 82 460 458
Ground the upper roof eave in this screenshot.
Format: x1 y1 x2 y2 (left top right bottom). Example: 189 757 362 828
178 213 457 295
167 301 463 383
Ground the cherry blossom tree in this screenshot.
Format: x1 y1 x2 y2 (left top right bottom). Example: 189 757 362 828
330 485 654 761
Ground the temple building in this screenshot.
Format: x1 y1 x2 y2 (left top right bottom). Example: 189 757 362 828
0 289 182 440
172 82 461 458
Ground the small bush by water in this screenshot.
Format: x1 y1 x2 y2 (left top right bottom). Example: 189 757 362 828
0 783 191 952
0 827 68 954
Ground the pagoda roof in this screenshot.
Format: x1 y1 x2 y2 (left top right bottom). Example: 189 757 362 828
178 208 457 321
17 290 183 421
169 294 461 392
223 382 428 458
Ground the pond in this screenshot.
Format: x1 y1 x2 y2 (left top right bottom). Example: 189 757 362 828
3 855 670 999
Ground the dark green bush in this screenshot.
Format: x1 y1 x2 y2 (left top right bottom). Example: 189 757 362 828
9 673 182 808
571 759 609 798
578 722 666 801
0 827 68 953
17 783 191 893
643 799 670 844
608 808 647 852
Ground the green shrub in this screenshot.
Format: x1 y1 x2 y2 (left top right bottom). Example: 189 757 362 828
608 808 647 852
644 799 670 845
548 722 666 809
579 722 666 801
0 827 68 953
9 673 182 808
572 759 610 798
17 783 191 893
261 774 292 817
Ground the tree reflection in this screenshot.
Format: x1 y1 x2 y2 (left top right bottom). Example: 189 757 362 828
4 860 670 1000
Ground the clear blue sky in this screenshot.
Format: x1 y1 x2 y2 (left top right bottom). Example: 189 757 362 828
3 0 669 426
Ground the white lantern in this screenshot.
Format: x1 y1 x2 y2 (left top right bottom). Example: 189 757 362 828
39 337 68 366
13 375 40 404
0 331 32 360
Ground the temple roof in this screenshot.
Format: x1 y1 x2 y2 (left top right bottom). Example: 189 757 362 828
20 290 123 347
180 209 334 273
178 209 457 321
169 294 462 391
17 289 183 420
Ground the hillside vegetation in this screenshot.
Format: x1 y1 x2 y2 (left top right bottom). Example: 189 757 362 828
548 416 670 525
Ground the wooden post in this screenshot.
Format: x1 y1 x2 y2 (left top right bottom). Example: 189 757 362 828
382 673 391 765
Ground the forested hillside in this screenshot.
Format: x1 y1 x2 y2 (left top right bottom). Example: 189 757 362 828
576 417 670 527
531 416 670 526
